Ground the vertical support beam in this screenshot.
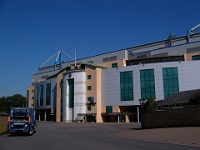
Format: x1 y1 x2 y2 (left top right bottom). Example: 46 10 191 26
95 68 103 123
125 114 130 123
51 108 55 121
44 109 46 121
39 110 41 121
137 106 140 123
56 73 64 122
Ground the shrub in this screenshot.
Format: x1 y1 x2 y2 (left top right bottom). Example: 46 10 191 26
143 97 158 113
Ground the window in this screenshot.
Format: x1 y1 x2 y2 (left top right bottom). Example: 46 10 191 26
140 69 155 99
192 55 200 60
40 85 44 106
87 106 91 111
87 86 91 90
46 83 51 105
120 71 133 101
163 67 179 99
106 106 112 113
87 97 94 102
112 63 118 68
68 79 74 108
87 75 92 80
87 97 92 101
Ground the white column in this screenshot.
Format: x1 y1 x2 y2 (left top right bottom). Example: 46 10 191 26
117 115 120 123
44 109 46 121
137 106 140 123
39 110 41 121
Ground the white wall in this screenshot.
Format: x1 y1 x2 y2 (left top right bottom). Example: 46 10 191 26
102 60 200 107
62 71 86 122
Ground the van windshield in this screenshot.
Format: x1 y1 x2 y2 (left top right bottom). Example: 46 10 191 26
13 109 28 119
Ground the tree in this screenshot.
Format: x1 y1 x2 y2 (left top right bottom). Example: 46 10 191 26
0 94 26 113
0 96 9 113
143 97 158 113
10 94 26 107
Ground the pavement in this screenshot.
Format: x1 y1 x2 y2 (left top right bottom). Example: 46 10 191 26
112 124 200 148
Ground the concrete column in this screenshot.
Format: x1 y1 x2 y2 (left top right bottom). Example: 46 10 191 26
56 73 63 122
39 110 41 121
125 114 130 123
117 115 120 123
137 106 140 123
44 109 46 121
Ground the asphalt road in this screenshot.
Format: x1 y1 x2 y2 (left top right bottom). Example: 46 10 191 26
0 122 199 150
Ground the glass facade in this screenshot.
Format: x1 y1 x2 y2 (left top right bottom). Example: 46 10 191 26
46 83 51 105
120 71 133 101
40 85 44 106
163 67 179 99
140 69 155 99
68 79 74 108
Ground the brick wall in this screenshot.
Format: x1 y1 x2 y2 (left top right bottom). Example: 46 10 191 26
142 105 200 129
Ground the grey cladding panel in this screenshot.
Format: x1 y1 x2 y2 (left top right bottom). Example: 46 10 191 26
102 56 117 62
137 54 147 59
151 52 168 57
103 57 110 62
187 46 200 53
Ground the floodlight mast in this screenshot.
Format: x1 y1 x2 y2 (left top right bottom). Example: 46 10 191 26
40 50 76 70
187 23 200 42
189 24 200 33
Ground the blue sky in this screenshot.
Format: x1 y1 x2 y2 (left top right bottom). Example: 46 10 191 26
0 0 200 97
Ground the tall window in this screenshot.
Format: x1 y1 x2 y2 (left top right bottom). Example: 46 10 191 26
163 67 179 99
120 71 133 101
68 79 74 108
40 85 44 106
140 69 155 99
46 83 51 105
87 106 91 111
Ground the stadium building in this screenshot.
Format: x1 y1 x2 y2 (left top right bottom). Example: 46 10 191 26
27 25 200 123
